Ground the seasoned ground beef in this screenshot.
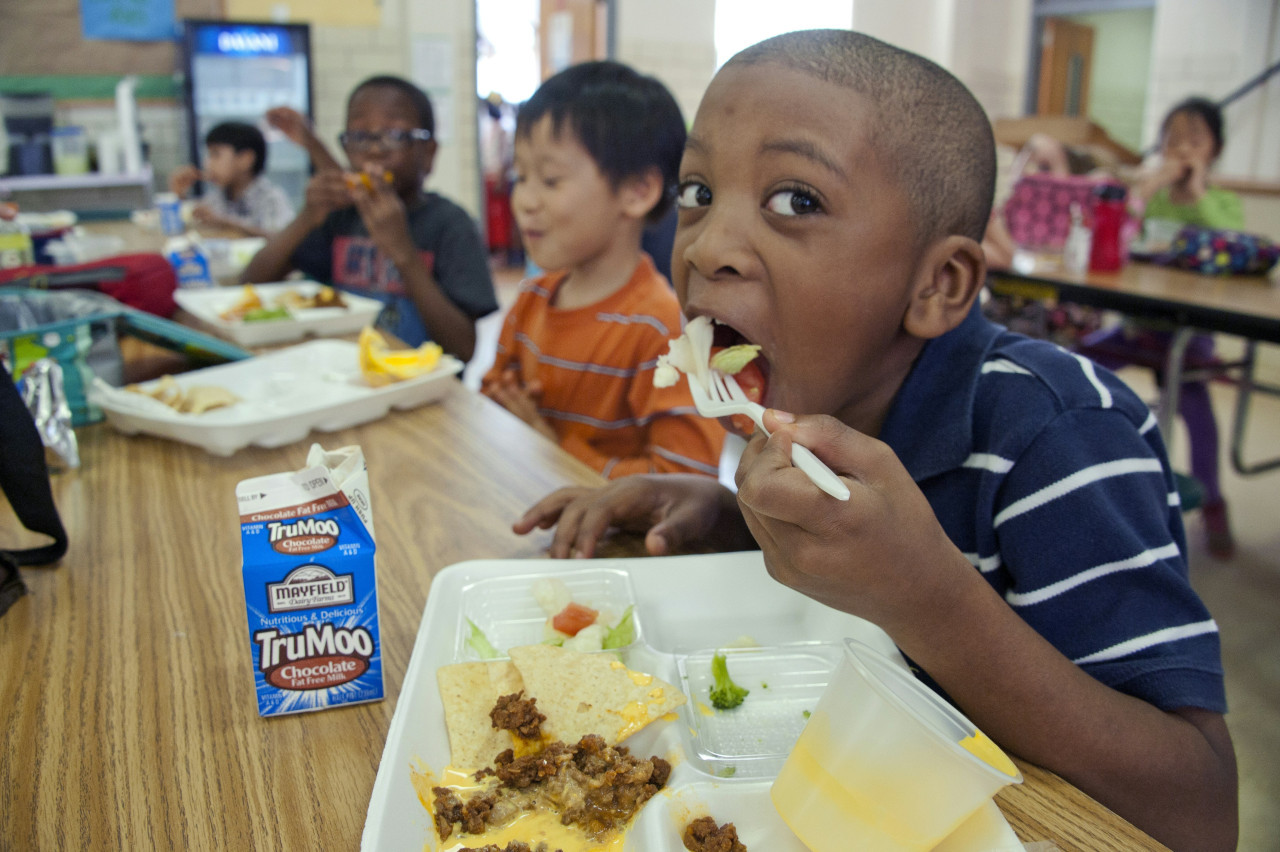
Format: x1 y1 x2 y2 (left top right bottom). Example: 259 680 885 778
683 816 747 852
432 734 671 843
455 843 563 852
489 691 546 740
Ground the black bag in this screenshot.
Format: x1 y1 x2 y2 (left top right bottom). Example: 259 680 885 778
0 363 68 616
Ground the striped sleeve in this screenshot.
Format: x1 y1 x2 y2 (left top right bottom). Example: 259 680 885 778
992 406 1225 712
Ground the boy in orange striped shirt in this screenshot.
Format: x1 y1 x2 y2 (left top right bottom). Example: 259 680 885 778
482 61 724 479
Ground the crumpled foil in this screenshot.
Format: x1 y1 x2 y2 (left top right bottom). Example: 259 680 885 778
19 358 80 470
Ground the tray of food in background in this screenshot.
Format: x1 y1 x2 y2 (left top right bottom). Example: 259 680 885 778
175 281 383 347
89 334 460 456
361 553 1024 852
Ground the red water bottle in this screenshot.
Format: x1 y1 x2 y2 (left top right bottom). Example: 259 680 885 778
1088 183 1128 272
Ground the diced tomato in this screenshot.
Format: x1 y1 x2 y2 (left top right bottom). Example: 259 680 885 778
551 602 599 636
732 360 766 404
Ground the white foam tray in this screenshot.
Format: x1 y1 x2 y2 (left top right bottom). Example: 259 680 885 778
362 552 1023 852
174 280 383 347
92 339 461 456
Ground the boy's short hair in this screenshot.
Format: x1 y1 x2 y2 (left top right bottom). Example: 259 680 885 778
1161 96 1224 156
728 30 996 249
205 121 267 176
516 60 686 223
349 75 435 137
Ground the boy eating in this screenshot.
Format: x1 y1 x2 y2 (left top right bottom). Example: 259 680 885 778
512 31 1236 850
242 76 496 360
481 61 724 479
168 121 294 237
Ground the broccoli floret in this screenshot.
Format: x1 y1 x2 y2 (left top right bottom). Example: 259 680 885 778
709 652 749 710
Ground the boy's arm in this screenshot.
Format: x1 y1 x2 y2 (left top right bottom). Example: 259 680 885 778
736 411 1237 851
513 474 753 559
266 106 344 173
241 171 349 283
349 180 481 360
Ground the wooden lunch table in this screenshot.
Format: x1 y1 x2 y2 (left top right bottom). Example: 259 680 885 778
5 219 1167 849
0 379 1168 851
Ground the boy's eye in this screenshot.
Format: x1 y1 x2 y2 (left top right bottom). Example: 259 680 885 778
764 187 822 216
676 181 712 209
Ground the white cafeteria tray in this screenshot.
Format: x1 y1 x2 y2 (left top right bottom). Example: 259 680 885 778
175 280 384 346
362 552 1023 852
91 339 461 456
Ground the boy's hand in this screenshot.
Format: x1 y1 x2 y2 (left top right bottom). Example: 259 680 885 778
168 165 201 197
300 171 352 229
481 369 555 440
514 474 748 559
190 204 233 230
348 167 417 269
735 410 965 631
265 106 312 147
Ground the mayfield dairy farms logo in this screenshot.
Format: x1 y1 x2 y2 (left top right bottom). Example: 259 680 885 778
253 623 374 690
267 517 340 555
267 565 355 612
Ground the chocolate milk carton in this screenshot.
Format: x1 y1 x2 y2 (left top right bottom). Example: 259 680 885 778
237 444 383 716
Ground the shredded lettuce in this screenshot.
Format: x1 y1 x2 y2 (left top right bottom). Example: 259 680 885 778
602 606 636 650
465 618 500 659
709 344 761 375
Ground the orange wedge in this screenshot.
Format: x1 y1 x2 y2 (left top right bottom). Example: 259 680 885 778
358 327 443 386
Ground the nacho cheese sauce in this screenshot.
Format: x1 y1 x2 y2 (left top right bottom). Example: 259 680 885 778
414 765 627 852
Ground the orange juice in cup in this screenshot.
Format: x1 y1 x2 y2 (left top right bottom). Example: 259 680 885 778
770 638 1020 852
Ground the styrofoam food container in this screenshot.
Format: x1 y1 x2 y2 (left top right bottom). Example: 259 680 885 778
92 338 461 456
175 281 383 347
360 553 1021 852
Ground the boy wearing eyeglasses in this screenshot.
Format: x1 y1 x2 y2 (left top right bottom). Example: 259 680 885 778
243 76 497 360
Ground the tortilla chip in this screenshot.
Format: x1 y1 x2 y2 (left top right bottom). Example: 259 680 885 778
180 385 240 414
507 644 686 746
436 660 524 770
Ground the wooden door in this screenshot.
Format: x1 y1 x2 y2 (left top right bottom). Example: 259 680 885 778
539 0 608 80
1037 17 1094 116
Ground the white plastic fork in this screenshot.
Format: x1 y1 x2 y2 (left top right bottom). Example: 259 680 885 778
688 371 851 500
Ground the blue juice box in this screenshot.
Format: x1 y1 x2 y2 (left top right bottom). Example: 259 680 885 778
236 444 383 717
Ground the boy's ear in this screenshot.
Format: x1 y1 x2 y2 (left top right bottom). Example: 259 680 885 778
418 139 439 177
618 167 664 221
903 235 986 340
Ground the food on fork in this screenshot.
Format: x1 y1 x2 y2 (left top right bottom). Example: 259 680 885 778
656 316 767 434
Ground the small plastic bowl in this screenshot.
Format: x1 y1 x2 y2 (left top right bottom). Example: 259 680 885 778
678 643 841 779
454 567 641 661
770 638 1021 852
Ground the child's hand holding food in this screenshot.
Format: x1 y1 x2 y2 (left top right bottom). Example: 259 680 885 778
734 409 974 633
300 170 354 228
347 166 416 268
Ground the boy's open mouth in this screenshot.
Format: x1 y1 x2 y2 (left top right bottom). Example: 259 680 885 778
710 320 771 411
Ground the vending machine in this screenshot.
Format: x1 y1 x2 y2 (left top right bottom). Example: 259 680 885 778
180 19 313 208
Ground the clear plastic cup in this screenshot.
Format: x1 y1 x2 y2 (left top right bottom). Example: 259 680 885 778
770 638 1022 852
